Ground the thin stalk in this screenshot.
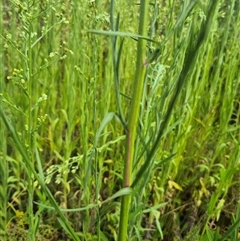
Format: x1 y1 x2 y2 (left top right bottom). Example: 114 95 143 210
24 4 35 239
118 1 149 240
0 1 7 239
110 0 126 128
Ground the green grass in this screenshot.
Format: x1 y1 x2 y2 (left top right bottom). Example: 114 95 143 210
0 0 240 240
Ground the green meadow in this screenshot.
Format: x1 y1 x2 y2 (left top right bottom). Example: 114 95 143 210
0 0 239 240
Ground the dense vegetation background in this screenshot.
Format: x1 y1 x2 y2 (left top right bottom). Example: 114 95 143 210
0 0 239 240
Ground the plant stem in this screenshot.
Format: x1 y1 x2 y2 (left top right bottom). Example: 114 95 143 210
118 1 149 240
0 2 7 239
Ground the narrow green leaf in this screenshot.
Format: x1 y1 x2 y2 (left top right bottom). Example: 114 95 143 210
88 30 158 44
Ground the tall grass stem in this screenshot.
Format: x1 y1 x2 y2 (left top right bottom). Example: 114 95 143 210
118 1 149 240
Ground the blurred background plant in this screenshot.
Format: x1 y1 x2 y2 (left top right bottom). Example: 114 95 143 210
0 0 239 240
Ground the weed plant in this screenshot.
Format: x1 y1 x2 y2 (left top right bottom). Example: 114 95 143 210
0 0 240 241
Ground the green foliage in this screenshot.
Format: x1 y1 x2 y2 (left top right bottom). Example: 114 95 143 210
0 0 239 240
